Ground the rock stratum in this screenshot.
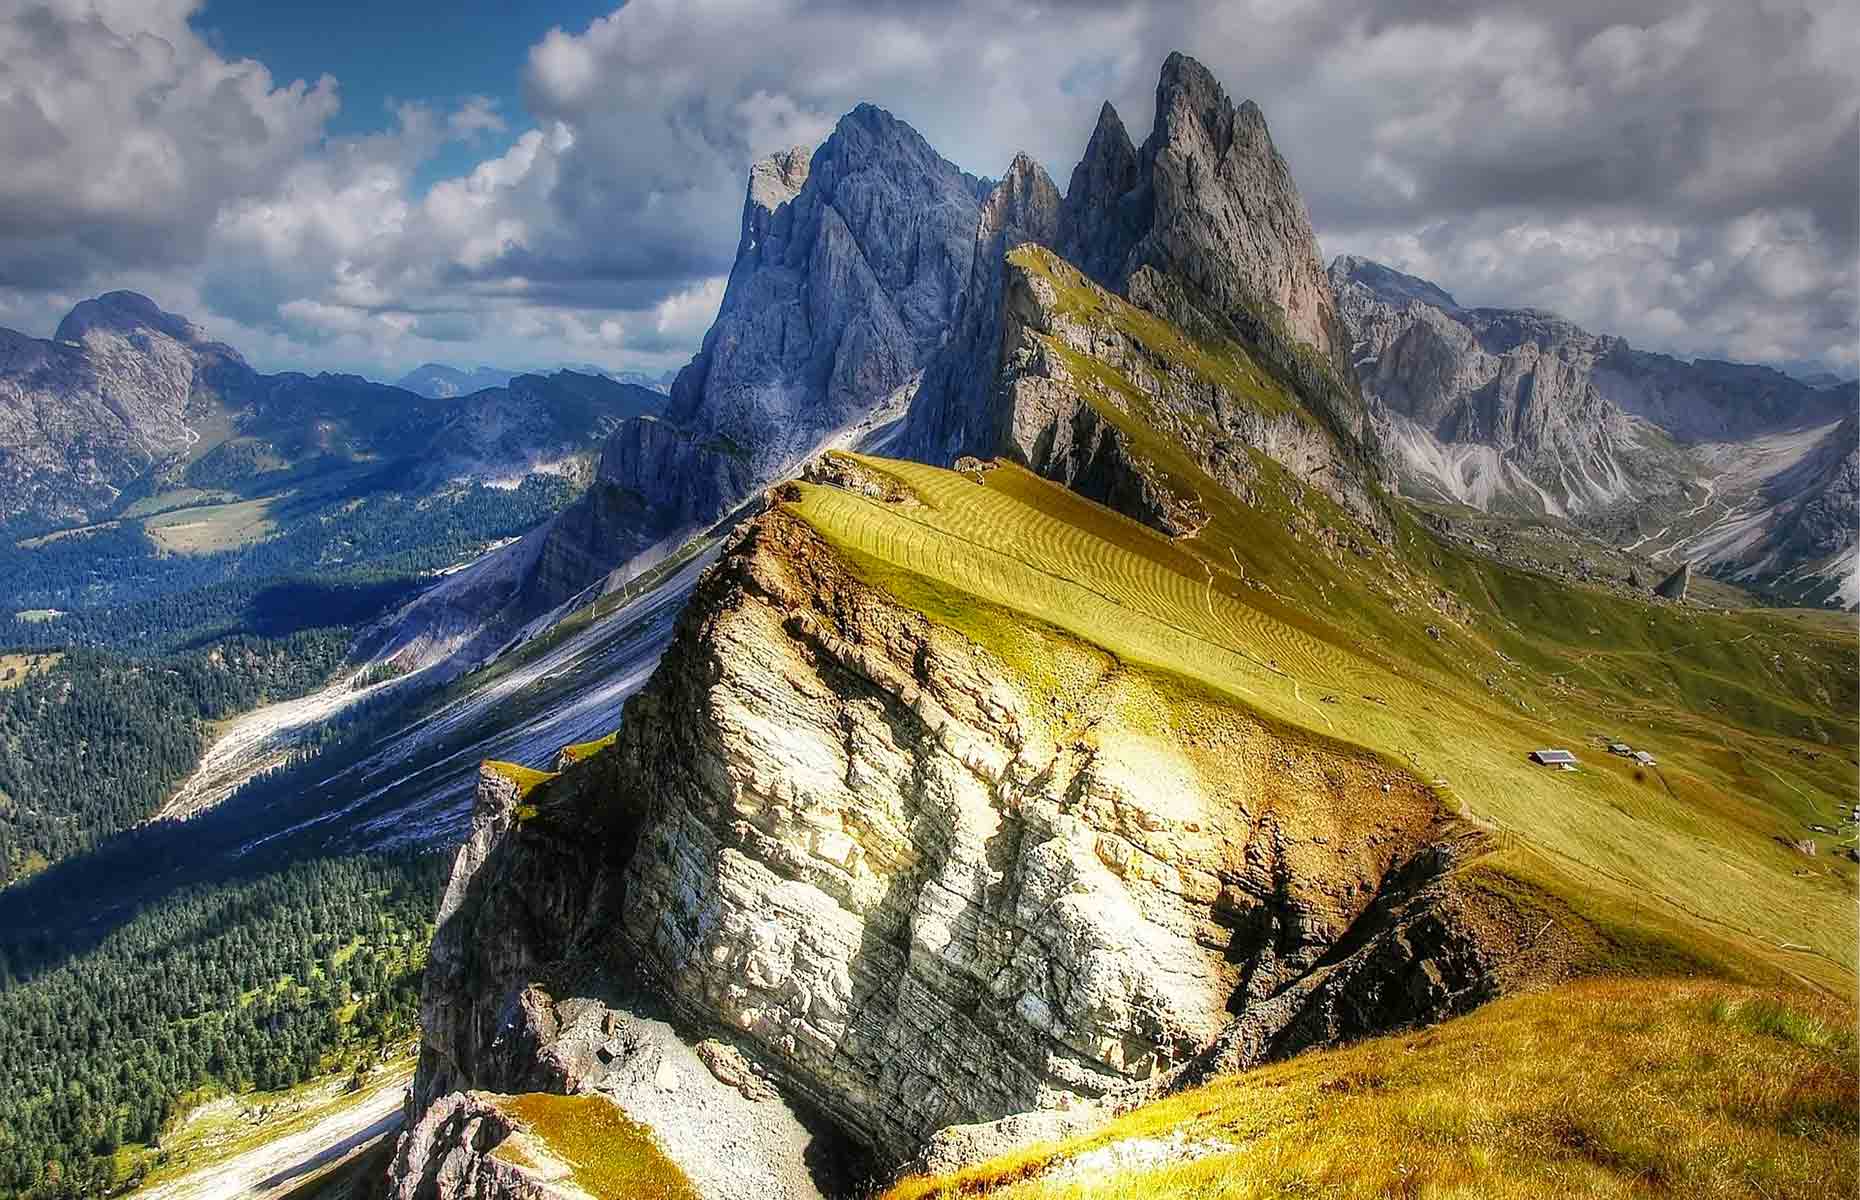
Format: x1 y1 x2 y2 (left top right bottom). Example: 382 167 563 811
400 471 1516 1176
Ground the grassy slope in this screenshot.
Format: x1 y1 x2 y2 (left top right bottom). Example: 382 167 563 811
787 252 1855 1195
787 452 1855 989
884 979 1855 1200
491 1094 700 1200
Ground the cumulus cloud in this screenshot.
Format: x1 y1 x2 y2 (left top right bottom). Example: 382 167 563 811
0 0 1853 378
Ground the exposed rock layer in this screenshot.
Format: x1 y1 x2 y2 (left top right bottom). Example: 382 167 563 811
406 492 1510 1168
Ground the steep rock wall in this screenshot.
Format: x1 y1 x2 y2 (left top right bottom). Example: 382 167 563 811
406 492 1507 1168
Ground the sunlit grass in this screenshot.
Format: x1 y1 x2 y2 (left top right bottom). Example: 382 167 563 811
884 979 1857 1200
784 454 1856 983
493 1093 700 1200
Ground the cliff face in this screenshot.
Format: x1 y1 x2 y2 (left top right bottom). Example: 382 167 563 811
651 105 984 496
371 110 988 679
405 473 1511 1171
992 246 1385 538
1076 53 1352 387
901 54 1374 513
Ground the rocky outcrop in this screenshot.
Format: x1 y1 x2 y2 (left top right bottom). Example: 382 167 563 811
661 106 984 491
1654 561 1691 601
391 1092 586 1200
899 154 1062 463
901 54 1376 501
1069 54 1351 383
403 482 1513 1170
991 247 1385 538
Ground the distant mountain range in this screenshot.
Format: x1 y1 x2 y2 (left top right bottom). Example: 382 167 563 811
1330 256 1856 606
395 362 677 399
0 295 667 535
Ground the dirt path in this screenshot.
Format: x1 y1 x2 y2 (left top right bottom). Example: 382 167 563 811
134 1069 409 1200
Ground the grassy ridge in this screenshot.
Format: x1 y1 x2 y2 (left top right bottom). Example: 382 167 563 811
785 454 1855 987
883 979 1856 1200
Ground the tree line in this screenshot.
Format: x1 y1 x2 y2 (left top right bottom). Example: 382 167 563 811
0 852 446 1199
0 633 351 884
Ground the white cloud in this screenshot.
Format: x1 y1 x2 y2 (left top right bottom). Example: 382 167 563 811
0 0 1853 379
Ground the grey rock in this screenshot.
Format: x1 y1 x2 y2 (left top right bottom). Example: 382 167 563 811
1332 255 1858 605
664 105 984 485
901 53 1375 493
899 152 1062 462
404 494 1516 1167
373 108 986 677
1654 561 1691 601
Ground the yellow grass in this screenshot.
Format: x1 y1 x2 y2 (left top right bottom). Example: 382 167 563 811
0 651 60 689
144 494 280 553
492 1094 700 1200
884 978 1856 1200
784 455 1856 986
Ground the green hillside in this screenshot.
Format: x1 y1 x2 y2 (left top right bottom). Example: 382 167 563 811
785 448 1854 989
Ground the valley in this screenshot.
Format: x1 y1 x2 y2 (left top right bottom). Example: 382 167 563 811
0 33 1851 1200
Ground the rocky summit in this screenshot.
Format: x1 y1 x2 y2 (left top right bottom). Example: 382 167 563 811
386 51 1856 1200
901 52 1376 521
367 105 989 679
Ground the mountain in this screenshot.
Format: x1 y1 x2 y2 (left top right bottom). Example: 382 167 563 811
367 106 987 676
902 52 1380 532
0 292 246 530
386 52 1856 1199
1330 255 1858 605
0 296 667 536
400 362 677 399
396 363 517 398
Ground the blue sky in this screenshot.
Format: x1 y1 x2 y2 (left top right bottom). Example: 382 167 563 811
0 1 1852 380
192 0 617 190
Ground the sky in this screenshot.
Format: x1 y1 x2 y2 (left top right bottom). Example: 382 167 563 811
0 0 1854 383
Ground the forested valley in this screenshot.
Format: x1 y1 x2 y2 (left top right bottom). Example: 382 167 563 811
0 463 581 1197
0 633 352 884
0 853 446 1199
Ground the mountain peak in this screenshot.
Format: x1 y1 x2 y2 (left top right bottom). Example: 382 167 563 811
1114 52 1355 413
55 291 196 346
1329 256 1462 311
52 290 247 368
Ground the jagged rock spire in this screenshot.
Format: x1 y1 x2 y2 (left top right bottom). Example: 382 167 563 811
900 152 1061 460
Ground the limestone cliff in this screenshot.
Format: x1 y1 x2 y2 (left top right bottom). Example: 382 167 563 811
401 471 1519 1177
901 53 1376 513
